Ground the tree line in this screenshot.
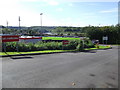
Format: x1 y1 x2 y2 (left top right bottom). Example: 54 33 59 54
1 24 120 44
81 24 120 44
51 25 120 44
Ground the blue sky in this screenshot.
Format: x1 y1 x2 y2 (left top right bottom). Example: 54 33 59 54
0 0 118 27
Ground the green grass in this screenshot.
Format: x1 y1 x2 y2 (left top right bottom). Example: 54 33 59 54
84 45 111 50
0 50 76 56
110 44 120 46
0 45 111 56
42 37 80 40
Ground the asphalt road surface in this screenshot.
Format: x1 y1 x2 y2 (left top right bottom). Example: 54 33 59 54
1 46 118 88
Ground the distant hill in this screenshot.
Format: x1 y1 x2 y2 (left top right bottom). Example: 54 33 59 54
0 25 5 28
1 26 59 33
29 26 56 33
1 25 81 34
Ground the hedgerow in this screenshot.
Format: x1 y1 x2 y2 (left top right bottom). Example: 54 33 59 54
2 39 94 52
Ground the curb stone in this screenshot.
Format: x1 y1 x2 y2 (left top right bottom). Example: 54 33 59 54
0 51 71 57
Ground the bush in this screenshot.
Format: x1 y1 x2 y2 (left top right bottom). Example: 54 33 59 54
3 42 17 52
76 44 83 51
62 40 79 50
82 38 95 48
2 38 94 52
35 41 62 50
18 42 30 52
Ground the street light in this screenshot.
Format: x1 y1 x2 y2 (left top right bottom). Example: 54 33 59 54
40 13 43 27
39 13 43 34
18 16 21 35
6 20 8 28
18 16 21 30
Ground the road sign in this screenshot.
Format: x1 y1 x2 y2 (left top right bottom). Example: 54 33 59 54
62 40 69 45
19 36 42 40
19 36 42 43
0 35 19 52
1 35 19 42
102 36 108 44
103 36 108 41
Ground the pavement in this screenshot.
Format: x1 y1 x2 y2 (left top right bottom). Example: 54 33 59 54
1 46 118 88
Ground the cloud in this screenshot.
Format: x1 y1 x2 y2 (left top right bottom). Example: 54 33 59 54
48 1 59 5
0 0 59 26
87 3 100 6
68 3 73 6
62 0 119 2
20 0 39 2
56 8 63 12
42 0 59 6
99 8 118 13
82 12 95 16
0 0 41 26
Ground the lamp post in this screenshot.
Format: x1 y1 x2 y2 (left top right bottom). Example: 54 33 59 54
40 13 43 34
6 21 8 28
18 16 21 34
19 16 21 30
6 21 8 34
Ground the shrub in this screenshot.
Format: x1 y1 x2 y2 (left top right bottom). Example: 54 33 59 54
2 38 94 52
82 39 95 48
18 42 30 52
3 42 17 52
76 44 83 51
62 40 79 50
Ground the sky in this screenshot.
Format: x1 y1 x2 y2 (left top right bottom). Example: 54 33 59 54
0 0 119 27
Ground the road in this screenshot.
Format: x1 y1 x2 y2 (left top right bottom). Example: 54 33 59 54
1 46 118 88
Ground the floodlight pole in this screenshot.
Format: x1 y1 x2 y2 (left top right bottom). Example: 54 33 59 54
40 13 43 34
6 21 8 28
40 13 43 27
19 16 21 31
17 16 21 52
6 21 8 34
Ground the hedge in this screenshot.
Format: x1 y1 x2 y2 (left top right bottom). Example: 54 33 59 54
2 39 94 52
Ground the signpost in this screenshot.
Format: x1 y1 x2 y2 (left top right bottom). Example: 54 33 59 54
19 36 42 43
62 40 69 45
0 35 19 52
19 36 42 40
102 36 108 44
2 35 19 42
62 40 69 50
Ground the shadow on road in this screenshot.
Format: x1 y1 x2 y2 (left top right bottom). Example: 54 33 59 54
10 56 33 60
83 50 97 53
3 52 34 59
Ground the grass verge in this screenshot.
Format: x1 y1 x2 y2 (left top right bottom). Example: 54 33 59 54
0 45 111 56
42 37 80 40
0 50 76 56
84 45 111 50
